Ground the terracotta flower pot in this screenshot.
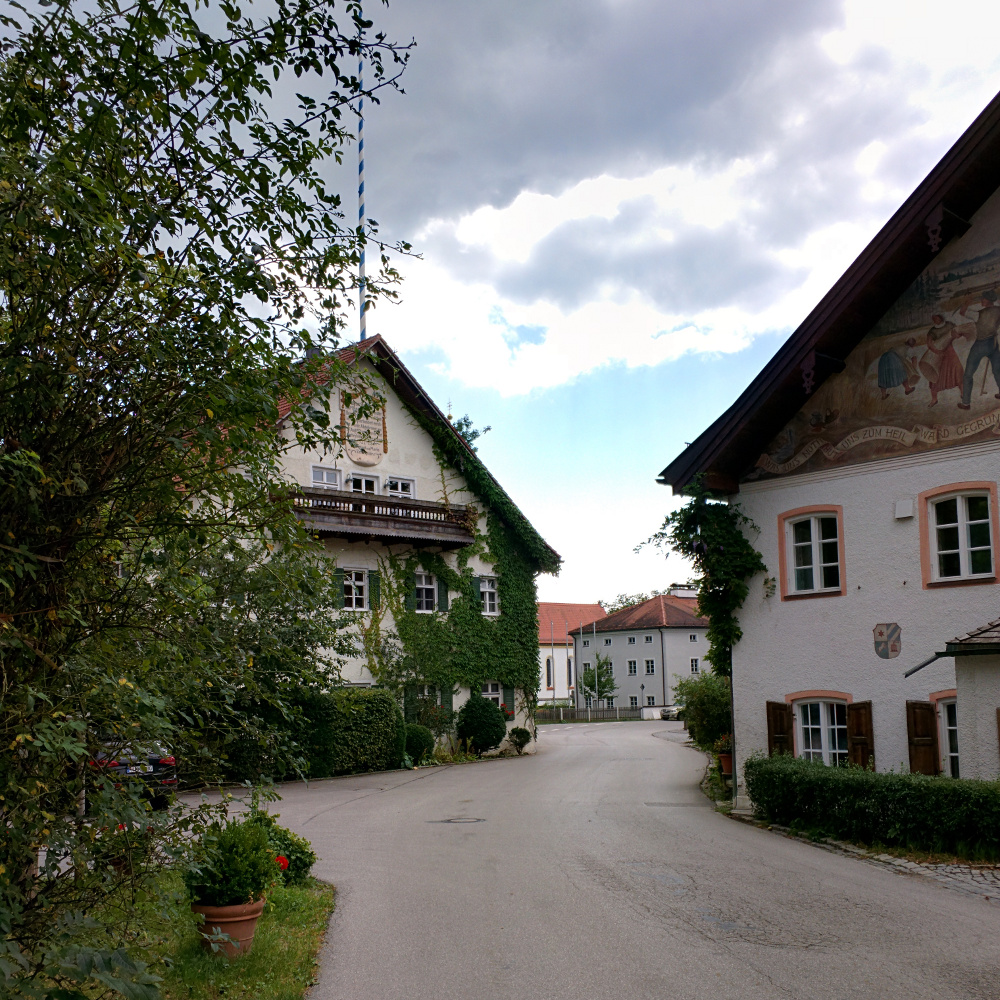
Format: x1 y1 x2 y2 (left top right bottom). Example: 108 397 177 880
191 898 266 958
717 752 733 777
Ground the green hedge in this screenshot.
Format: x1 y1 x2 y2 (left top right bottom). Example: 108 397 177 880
226 688 405 782
744 754 1000 860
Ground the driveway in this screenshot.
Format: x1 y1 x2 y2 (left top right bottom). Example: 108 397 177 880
264 722 1000 1000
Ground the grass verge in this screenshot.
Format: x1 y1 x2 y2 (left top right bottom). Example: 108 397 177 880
146 876 335 1000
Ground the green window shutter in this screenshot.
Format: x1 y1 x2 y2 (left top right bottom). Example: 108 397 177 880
368 570 381 610
470 576 481 612
332 568 345 609
440 686 453 712
437 578 449 612
404 574 417 612
502 685 515 719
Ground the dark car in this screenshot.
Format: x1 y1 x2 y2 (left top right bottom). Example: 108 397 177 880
89 745 178 809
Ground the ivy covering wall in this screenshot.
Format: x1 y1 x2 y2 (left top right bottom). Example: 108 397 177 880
348 387 557 716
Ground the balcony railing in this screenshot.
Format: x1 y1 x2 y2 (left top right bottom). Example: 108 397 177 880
290 487 477 549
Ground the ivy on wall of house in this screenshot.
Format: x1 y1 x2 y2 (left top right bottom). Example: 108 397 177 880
357 510 541 717
643 478 767 677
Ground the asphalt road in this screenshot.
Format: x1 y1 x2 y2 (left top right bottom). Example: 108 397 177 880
266 721 1000 1000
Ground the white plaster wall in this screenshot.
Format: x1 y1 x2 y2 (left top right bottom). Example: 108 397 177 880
277 358 500 686
955 654 1000 780
538 644 575 703
732 440 1000 803
570 627 709 708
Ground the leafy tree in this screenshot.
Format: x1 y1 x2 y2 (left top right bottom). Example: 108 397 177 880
598 591 665 614
579 652 618 703
640 479 767 675
450 413 492 451
673 672 733 751
0 0 410 993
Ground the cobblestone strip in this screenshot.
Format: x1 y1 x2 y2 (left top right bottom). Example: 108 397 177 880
727 809 1000 904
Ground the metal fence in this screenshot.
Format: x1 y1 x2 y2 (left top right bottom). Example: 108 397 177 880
536 706 643 723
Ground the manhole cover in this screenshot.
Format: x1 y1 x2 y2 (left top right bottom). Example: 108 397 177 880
432 817 486 824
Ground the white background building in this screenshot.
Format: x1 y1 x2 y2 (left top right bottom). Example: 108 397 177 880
537 602 605 705
571 594 710 713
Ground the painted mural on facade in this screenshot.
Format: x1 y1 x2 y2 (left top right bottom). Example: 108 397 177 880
754 189 1000 479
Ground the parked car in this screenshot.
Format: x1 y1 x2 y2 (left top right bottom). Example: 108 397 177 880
659 704 681 721
88 744 177 810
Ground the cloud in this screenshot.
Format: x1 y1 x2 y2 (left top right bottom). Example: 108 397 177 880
357 1 1000 397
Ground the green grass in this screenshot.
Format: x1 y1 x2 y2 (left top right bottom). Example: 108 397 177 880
146 877 336 1000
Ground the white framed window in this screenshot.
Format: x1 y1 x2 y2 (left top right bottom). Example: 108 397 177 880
603 638 612 646
644 635 653 643
931 493 993 581
582 661 591 677
606 697 615 708
689 634 698 643
415 572 436 612
585 695 593 708
582 639 590 648
787 514 841 593
629 696 638 708
385 477 415 499
689 657 699 673
347 474 378 494
646 696 655 707
941 699 959 777
627 660 637 676
312 465 341 489
343 569 367 610
414 684 440 704
481 681 501 705
645 659 655 675
796 701 848 766
627 636 636 645
567 658 573 688
545 657 553 688
480 577 498 615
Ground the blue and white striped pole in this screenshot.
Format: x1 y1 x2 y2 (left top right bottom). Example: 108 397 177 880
357 45 366 343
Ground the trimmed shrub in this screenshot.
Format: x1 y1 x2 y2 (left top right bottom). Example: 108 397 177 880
248 812 317 886
185 817 278 906
508 727 531 755
405 723 435 764
672 672 731 750
456 693 508 755
744 753 1000 860
224 688 406 781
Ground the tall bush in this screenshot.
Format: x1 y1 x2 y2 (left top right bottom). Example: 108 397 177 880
456 693 508 755
745 754 1000 860
673 672 732 750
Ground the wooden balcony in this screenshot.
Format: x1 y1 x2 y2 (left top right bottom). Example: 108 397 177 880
291 487 477 549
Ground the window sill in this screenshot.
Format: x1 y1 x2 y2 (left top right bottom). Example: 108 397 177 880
781 588 843 601
926 574 997 589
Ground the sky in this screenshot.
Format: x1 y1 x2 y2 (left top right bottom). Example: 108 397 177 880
344 0 1000 604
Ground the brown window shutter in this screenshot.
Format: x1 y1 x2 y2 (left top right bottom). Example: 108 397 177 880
906 700 940 775
766 701 794 756
847 701 874 769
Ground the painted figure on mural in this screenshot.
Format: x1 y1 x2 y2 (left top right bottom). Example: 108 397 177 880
877 341 917 399
920 317 964 406
958 290 1000 409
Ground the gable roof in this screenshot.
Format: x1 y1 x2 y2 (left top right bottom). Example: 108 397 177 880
659 89 1000 495
538 603 606 643
580 594 707 633
281 335 561 574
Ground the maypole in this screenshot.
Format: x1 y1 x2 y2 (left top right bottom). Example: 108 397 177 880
357 38 366 342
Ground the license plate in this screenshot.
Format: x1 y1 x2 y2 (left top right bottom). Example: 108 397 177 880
127 764 152 774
